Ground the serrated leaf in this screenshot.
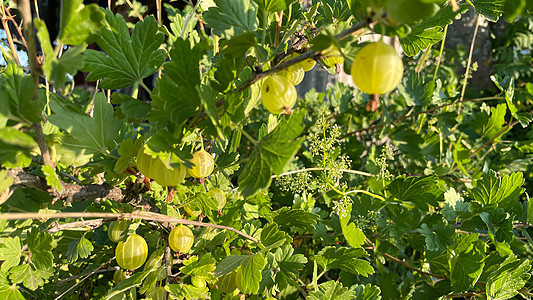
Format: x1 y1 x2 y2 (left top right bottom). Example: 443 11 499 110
180 253 216 276
27 228 54 270
114 137 144 173
386 175 443 210
273 244 307 290
307 280 356 300
9 264 53 291
339 204 366 248
315 246 374 277
57 0 105 45
261 223 292 247
239 109 306 197
0 280 25 300
471 103 508 140
0 64 45 124
153 38 202 129
418 222 454 252
472 170 525 209
219 32 258 58
450 241 485 292
353 283 381 300
48 93 123 156
397 72 434 106
486 255 531 299
0 127 35 167
111 93 151 123
203 0 259 39
83 11 166 89
166 283 209 300
254 0 287 12
65 236 94 262
273 207 319 232
240 253 266 294
214 255 249 277
471 0 504 22
41 165 63 193
0 237 22 272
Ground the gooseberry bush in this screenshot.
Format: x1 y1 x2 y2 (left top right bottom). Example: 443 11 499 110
1 0 533 299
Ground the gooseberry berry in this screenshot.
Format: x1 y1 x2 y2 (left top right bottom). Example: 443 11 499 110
113 269 128 283
385 0 439 24
169 225 194 252
261 75 297 114
207 188 226 210
136 146 187 187
108 220 130 243
189 149 215 179
115 233 148 270
279 65 305 85
322 45 344 67
351 41 404 95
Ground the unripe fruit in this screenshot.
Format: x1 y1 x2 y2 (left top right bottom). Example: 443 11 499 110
322 45 344 67
108 220 130 243
261 75 297 114
300 57 316 71
207 188 226 210
136 146 187 186
115 233 148 270
113 269 128 283
147 286 167 300
189 149 215 179
385 0 439 24
279 65 305 85
169 225 194 252
351 41 404 95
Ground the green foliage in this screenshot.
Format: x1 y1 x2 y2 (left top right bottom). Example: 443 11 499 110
1 0 533 299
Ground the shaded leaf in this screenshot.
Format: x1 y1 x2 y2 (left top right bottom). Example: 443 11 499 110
307 280 356 300
57 0 105 45
315 246 374 277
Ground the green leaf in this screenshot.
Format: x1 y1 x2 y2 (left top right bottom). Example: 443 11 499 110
386 175 443 210
240 253 266 294
261 223 292 247
179 253 216 277
239 109 306 197
0 279 25 300
471 170 525 209
399 5 468 56
418 222 454 252
219 32 258 58
352 283 381 300
471 0 504 22
8 264 53 291
273 207 319 232
114 136 144 173
0 237 22 272
166 283 209 300
471 103 508 140
48 93 123 156
0 128 35 168
486 255 531 299
105 269 153 299
442 187 469 221
315 246 374 277
203 0 259 39
272 245 307 290
491 75 532 128
27 228 54 270
65 236 94 263
154 38 202 129
57 0 105 45
254 0 287 12
83 11 166 89
0 64 45 124
307 281 356 300
213 255 249 277
339 204 366 248
450 240 485 292
397 72 435 106
41 165 63 193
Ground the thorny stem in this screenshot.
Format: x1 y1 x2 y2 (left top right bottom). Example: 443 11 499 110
0 211 259 243
458 14 481 115
1 6 20 65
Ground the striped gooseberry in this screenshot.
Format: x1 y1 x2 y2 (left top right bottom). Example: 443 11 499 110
189 149 215 179
115 233 148 270
169 225 194 253
261 75 297 114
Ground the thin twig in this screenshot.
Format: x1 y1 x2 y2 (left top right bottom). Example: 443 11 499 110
458 14 481 113
57 266 119 285
46 219 106 233
1 6 20 65
444 291 486 299
0 211 260 243
382 253 447 279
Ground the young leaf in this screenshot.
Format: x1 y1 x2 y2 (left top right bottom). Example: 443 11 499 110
57 0 105 45
0 237 22 272
471 170 525 209
203 0 259 39
41 165 63 193
486 255 531 299
65 236 94 263
179 254 216 277
48 93 123 156
27 228 54 270
83 11 166 89
315 246 374 277
307 280 356 300
239 109 306 197
273 245 307 291
353 283 381 300
166 283 209 300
